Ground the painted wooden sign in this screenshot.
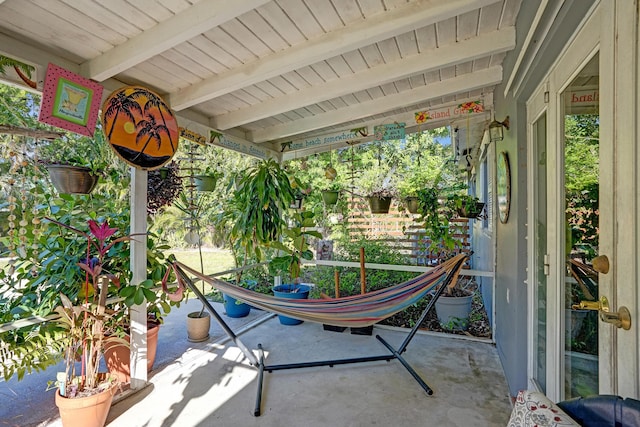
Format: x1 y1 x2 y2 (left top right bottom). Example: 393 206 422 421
374 123 405 141
38 63 103 137
179 127 206 145
101 86 179 170
414 100 484 124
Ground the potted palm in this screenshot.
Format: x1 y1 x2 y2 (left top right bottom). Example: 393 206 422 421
269 210 322 325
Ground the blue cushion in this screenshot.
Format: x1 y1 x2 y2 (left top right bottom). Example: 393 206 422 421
557 395 640 427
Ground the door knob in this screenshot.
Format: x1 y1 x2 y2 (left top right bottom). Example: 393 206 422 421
592 255 609 274
572 296 631 330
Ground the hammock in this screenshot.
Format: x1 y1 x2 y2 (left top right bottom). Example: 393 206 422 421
164 253 468 416
166 253 466 328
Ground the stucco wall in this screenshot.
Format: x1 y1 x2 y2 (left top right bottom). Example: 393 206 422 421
492 0 597 397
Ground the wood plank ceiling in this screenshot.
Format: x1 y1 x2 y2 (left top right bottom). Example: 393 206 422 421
0 0 521 159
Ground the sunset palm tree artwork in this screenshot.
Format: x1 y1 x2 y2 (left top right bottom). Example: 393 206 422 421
101 86 179 170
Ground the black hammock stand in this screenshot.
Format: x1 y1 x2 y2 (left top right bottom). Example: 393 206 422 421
170 254 467 417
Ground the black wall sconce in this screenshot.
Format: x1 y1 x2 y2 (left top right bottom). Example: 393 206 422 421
489 115 510 142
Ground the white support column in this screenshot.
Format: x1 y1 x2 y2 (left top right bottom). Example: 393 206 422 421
129 167 148 389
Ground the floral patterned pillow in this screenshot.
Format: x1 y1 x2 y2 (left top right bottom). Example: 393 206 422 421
507 390 580 426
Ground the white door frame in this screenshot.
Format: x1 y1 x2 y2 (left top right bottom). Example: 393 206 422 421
600 0 640 398
526 82 548 393
527 0 640 400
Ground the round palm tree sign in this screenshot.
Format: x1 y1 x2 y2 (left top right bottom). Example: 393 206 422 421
101 86 179 170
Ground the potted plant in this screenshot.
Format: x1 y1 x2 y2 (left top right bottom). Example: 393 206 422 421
319 181 342 207
214 159 297 318
48 218 135 427
415 188 476 330
147 161 183 215
104 226 177 381
397 168 434 214
447 194 485 219
356 166 398 214
194 166 222 192
38 130 113 195
269 210 322 325
172 192 212 342
412 169 475 330
43 212 176 384
229 158 296 263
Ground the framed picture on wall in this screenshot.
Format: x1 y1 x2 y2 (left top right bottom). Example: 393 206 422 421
497 151 511 223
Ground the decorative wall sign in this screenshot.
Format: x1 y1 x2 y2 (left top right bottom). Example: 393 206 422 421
497 151 511 224
38 63 103 137
414 99 484 124
101 86 179 170
179 127 206 145
373 123 405 141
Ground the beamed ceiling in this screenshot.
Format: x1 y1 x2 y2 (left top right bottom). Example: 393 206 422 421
0 0 521 160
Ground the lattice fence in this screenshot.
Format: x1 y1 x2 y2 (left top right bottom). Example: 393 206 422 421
346 200 472 267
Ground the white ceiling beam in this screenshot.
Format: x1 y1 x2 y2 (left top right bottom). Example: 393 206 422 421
250 66 503 143
169 0 500 110
80 0 271 81
213 27 515 130
280 114 490 161
277 95 492 146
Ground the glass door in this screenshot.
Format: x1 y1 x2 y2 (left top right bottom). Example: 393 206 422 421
532 2 639 400
532 112 548 393
560 54 599 399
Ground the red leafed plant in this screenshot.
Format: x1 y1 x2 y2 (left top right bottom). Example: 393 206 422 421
48 218 141 398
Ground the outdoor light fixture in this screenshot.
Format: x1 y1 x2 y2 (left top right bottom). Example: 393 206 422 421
489 115 510 142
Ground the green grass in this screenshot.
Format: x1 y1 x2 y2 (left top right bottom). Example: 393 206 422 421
166 248 235 302
166 248 235 277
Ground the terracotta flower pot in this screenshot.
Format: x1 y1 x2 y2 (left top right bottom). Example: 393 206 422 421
104 323 160 383
55 380 116 427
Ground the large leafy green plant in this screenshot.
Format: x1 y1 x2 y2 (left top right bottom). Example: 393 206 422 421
229 158 297 262
269 210 322 281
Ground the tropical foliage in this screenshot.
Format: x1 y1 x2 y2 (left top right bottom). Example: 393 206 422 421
565 114 599 258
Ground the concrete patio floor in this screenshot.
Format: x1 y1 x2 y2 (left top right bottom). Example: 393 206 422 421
1 299 513 427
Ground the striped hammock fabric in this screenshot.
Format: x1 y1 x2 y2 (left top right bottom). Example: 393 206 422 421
168 254 466 328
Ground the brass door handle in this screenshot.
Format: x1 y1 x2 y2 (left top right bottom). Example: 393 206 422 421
572 296 631 330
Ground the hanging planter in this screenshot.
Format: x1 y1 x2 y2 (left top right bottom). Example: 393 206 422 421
455 201 486 219
194 175 217 191
46 164 98 194
289 196 304 209
405 196 419 214
367 196 392 214
321 190 339 206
